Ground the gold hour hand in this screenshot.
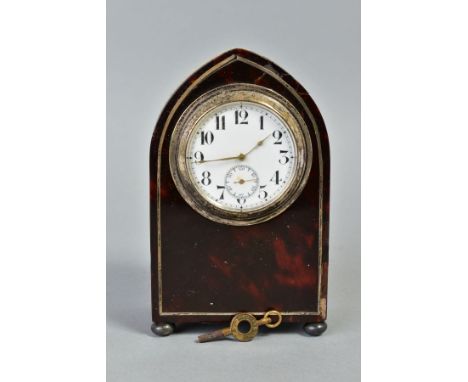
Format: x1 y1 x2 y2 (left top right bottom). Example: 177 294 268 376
195 133 271 164
244 133 272 156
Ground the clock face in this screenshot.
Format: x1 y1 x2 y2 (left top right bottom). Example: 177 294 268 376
170 84 312 226
186 102 297 212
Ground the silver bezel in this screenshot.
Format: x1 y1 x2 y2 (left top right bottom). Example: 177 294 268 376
169 83 312 226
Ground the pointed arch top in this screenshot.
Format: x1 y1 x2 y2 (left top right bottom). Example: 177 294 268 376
151 48 329 167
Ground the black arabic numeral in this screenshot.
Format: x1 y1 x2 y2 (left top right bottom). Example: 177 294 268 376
201 131 214 145
216 115 225 130
237 198 246 206
279 150 289 164
270 170 281 185
258 185 268 199
193 151 204 162
216 185 225 200
235 109 248 124
201 171 211 186
273 130 282 144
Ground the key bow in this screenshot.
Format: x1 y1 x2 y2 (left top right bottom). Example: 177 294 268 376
197 310 282 343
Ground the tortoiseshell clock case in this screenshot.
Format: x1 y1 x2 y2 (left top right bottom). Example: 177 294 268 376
150 49 330 337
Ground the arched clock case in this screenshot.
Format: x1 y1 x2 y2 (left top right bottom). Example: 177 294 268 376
149 49 330 337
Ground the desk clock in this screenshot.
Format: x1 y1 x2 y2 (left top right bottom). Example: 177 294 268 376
150 49 330 337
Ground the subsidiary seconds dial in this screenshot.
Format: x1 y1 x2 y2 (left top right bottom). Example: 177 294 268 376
186 102 297 212
225 165 259 200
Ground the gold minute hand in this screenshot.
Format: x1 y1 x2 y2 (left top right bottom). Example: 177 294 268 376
196 154 243 164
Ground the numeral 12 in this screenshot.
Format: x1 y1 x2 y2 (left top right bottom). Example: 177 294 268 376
235 110 248 124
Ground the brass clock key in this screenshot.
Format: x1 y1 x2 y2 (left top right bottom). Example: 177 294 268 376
197 310 282 343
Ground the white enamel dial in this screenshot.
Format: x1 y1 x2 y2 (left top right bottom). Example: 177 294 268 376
186 101 297 212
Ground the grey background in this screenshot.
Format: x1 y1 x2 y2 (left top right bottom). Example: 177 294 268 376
107 0 360 381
